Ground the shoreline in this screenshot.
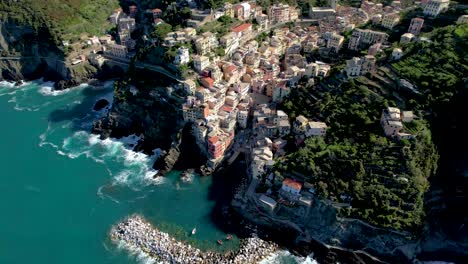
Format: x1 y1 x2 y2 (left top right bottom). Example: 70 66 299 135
110 214 280 264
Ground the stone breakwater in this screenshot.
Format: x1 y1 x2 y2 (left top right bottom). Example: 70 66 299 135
110 215 278 264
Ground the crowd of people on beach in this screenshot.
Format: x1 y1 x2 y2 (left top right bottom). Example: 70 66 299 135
111 215 279 264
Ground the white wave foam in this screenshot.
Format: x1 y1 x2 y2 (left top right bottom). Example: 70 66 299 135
38 82 88 96
0 80 33 97
115 240 162 264
0 81 16 88
259 250 319 264
49 131 165 188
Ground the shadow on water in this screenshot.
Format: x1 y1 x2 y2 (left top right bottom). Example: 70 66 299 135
47 85 113 131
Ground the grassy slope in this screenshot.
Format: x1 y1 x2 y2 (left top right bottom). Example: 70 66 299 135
0 0 119 41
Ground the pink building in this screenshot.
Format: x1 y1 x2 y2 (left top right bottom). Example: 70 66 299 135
408 17 424 35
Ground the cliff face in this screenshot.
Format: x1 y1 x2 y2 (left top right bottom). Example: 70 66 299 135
92 74 200 175
0 20 69 81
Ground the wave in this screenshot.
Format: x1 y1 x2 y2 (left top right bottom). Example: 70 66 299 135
259 250 319 264
116 240 161 264
38 82 88 96
40 130 164 188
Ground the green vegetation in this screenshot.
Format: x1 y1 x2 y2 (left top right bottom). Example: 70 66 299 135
151 23 173 43
0 0 120 42
277 80 438 231
198 16 239 37
392 24 468 111
274 23 468 232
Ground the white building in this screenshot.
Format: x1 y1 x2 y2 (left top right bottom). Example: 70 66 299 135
344 55 376 78
381 12 400 29
327 33 344 53
348 29 389 51
237 110 248 129
457 15 468 24
259 194 277 212
103 43 128 59
293 115 308 134
174 47 190 65
220 32 240 55
400 32 415 44
380 107 403 137
309 7 336 19
423 0 450 17
391 48 403 60
193 55 210 73
118 17 136 32
182 79 197 95
194 32 218 55
305 122 327 137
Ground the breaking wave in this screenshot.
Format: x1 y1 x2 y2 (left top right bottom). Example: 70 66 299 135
42 130 164 188
259 250 319 264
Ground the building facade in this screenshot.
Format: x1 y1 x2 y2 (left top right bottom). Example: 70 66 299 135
423 0 450 17
408 17 424 35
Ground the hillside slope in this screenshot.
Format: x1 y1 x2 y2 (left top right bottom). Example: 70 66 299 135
0 0 119 81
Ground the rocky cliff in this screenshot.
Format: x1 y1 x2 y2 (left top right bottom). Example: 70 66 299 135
92 72 205 175
0 20 69 82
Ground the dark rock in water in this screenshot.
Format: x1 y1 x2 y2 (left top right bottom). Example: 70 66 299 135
14 80 24 86
154 146 180 177
54 79 80 90
93 99 109 111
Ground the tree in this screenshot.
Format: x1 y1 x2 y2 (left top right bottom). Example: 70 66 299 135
152 23 172 42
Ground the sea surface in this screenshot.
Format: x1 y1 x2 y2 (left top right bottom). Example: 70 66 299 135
0 80 317 264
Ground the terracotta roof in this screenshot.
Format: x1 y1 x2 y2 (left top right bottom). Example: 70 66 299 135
232 23 252 33
152 8 162 12
201 77 214 87
221 105 233 112
208 136 219 144
282 178 302 190
224 65 237 73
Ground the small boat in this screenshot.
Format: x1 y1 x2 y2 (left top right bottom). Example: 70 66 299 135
217 239 223 245
191 227 197 235
226 234 232 240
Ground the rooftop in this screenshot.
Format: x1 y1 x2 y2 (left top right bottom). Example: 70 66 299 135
232 23 253 33
283 178 302 190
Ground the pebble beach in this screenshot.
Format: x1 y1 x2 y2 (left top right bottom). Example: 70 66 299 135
110 215 279 264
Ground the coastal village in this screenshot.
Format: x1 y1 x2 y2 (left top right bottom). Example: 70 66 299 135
54 0 468 262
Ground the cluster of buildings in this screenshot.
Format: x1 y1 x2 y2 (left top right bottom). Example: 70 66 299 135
181 2 299 30
380 107 415 140
361 0 404 30
176 21 332 168
102 8 138 60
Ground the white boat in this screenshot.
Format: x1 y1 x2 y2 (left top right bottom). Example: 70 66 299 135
191 227 197 235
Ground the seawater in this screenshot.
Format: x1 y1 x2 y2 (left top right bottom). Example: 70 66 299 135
0 80 315 264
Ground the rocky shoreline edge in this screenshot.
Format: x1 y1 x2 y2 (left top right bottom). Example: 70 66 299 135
110 215 279 264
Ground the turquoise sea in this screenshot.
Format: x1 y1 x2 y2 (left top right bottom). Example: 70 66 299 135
0 80 317 264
